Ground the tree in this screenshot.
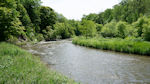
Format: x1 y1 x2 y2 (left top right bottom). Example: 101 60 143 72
96 23 103 34
42 26 56 41
79 20 97 38
54 22 75 39
16 4 31 27
142 24 150 41
0 7 25 41
20 0 41 31
142 18 150 41
101 21 117 37
82 13 98 22
102 9 113 24
0 0 17 8
96 12 104 24
132 16 148 37
40 6 56 31
16 3 33 35
116 21 128 38
56 13 67 23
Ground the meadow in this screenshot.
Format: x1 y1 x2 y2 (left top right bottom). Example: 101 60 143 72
0 42 77 84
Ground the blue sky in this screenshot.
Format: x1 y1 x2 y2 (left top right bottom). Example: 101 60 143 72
41 0 121 20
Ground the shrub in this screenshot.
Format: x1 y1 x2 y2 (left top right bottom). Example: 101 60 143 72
132 16 149 37
79 20 97 38
101 21 117 37
96 23 103 34
142 24 150 41
116 21 128 38
36 34 44 41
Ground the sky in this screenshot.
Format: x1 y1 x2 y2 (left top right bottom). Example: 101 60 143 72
41 0 121 20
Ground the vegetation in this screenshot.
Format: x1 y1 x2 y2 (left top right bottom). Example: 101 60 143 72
1 0 150 83
78 20 96 38
71 0 150 56
73 37 150 55
83 0 150 24
0 0 78 42
0 42 77 84
1 0 150 43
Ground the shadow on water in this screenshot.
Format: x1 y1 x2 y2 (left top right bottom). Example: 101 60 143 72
23 40 150 84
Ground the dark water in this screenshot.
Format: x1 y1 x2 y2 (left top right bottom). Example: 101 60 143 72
23 40 150 84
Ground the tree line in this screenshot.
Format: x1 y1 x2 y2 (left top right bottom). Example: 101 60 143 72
0 0 150 42
81 0 150 41
0 0 76 42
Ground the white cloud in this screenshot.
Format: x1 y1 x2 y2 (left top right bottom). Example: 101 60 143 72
41 0 121 20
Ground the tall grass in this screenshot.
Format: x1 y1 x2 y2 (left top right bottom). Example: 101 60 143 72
0 42 77 84
72 37 150 55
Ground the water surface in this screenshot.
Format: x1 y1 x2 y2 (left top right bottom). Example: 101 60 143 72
23 40 150 84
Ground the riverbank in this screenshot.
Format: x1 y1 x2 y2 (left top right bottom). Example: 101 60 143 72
0 42 77 84
72 37 150 55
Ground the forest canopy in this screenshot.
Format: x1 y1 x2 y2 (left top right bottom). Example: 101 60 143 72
0 0 150 42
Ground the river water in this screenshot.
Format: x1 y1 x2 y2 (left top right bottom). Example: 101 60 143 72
23 40 150 84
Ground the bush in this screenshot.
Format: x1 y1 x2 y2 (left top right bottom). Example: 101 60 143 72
79 20 97 38
132 16 149 37
54 22 75 39
142 24 150 41
36 33 44 41
96 23 103 33
101 21 117 37
42 26 56 41
0 7 25 41
116 21 128 38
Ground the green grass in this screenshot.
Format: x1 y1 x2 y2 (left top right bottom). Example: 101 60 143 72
0 42 78 84
72 37 150 55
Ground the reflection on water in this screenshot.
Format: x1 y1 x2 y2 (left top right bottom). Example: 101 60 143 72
23 40 150 84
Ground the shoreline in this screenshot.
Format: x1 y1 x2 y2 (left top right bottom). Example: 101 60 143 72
72 37 150 56
0 42 78 84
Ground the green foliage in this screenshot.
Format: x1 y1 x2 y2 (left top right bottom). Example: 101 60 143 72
96 24 103 33
40 6 56 31
96 13 104 24
54 22 75 39
73 37 150 55
20 0 41 31
102 9 113 24
0 0 17 8
42 26 56 41
16 3 33 38
79 20 97 38
0 0 60 42
0 7 25 41
126 24 138 37
84 0 150 24
82 13 98 22
36 33 44 41
116 21 128 38
16 4 31 28
1 0 150 42
0 42 78 84
132 16 148 37
56 13 67 23
101 21 117 37
142 21 150 41
67 20 81 36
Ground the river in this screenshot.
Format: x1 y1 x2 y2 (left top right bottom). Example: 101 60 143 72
23 40 150 84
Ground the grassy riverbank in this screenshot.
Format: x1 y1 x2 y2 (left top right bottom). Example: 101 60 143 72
0 42 77 84
72 37 150 55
